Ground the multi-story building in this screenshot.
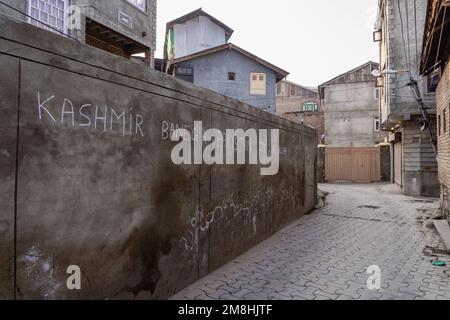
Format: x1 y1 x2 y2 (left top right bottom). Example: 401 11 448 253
276 80 324 144
320 61 387 148
0 0 157 67
421 0 450 223
375 0 439 197
319 61 389 182
164 9 288 114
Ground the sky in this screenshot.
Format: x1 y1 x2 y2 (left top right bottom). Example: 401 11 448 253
155 0 379 87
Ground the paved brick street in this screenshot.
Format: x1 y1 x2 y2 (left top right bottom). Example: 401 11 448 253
172 183 450 300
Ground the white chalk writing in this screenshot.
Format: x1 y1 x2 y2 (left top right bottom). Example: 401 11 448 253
37 92 145 137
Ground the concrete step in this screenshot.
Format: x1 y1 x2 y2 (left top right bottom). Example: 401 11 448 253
433 220 450 254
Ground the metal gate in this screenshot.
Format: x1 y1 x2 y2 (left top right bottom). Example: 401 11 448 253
325 148 381 182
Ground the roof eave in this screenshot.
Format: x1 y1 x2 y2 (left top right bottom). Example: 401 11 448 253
170 43 289 79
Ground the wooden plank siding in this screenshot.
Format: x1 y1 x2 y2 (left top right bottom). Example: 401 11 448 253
325 148 381 182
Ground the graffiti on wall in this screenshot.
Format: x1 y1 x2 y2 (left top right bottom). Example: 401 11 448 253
36 92 145 136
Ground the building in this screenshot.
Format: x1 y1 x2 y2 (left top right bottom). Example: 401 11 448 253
421 0 450 223
319 61 389 182
164 9 288 114
375 0 438 197
319 61 387 148
0 0 157 67
276 80 324 144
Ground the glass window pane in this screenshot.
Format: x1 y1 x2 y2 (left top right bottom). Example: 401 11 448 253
40 12 48 22
31 7 39 18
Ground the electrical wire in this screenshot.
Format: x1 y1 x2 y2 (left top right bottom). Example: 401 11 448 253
413 0 420 75
397 0 412 77
404 0 412 74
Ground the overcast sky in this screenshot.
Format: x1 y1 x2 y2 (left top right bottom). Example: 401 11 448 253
155 0 379 87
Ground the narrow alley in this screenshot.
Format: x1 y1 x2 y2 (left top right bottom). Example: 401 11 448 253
172 183 450 300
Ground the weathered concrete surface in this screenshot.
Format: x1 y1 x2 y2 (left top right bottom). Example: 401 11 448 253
0 54 18 299
380 145 391 182
317 147 326 183
0 15 317 299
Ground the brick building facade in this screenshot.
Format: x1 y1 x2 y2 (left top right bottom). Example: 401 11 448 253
276 80 323 144
421 0 450 223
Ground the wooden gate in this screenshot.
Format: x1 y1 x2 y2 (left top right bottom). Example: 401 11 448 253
325 148 381 182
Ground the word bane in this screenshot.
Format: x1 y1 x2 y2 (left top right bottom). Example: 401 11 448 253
171 121 280 176
37 92 145 136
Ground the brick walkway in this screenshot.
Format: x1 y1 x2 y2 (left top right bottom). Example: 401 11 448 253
171 183 450 300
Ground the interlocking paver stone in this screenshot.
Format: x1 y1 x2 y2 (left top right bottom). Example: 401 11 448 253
171 183 450 300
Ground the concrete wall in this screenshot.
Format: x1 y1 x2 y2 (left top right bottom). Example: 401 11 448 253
177 50 277 114
72 0 157 51
317 147 326 183
0 15 317 300
402 120 439 197
378 0 435 125
323 82 388 148
0 0 157 57
173 15 226 58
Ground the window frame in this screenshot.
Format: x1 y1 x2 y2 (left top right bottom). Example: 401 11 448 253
374 117 381 132
444 107 448 134
250 72 267 96
302 102 319 112
28 0 68 34
125 0 147 13
438 114 442 136
374 88 380 100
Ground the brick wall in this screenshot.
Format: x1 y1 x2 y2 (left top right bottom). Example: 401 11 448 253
276 82 323 144
437 57 450 188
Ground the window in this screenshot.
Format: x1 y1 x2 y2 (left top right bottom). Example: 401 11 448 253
228 72 236 81
175 67 193 83
126 0 146 11
276 83 282 96
428 71 440 93
438 115 442 136
250 73 266 95
302 102 318 112
290 85 296 96
28 0 67 33
373 29 382 42
374 117 381 132
374 88 380 100
445 108 448 134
